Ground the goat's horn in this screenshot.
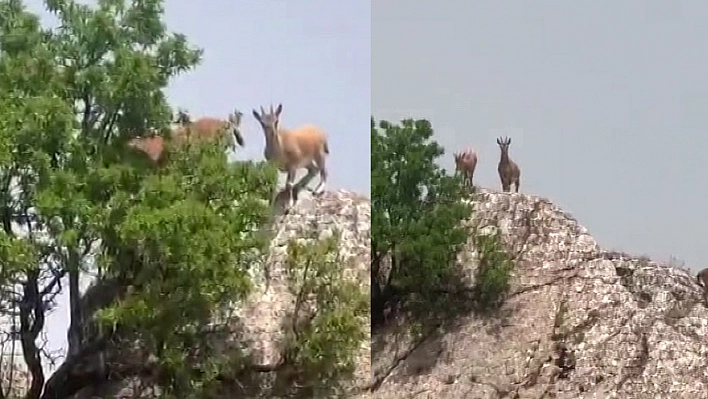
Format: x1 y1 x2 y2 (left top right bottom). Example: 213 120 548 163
260 106 265 115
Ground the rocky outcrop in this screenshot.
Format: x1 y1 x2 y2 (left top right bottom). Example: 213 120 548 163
370 189 708 399
33 189 370 399
11 185 708 398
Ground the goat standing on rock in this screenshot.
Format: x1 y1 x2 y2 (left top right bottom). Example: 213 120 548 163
496 136 521 193
454 148 477 188
252 103 330 211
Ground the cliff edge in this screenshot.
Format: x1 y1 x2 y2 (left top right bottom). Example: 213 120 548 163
370 189 708 399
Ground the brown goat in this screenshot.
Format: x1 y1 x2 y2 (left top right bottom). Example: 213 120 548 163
496 136 521 193
252 103 329 210
127 109 244 164
697 268 708 302
453 148 478 188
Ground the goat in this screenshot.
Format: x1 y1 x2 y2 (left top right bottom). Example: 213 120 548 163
496 136 521 193
252 103 329 210
127 109 244 164
453 148 478 188
697 268 708 302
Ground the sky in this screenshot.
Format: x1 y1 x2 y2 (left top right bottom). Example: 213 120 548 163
373 0 708 270
16 0 370 375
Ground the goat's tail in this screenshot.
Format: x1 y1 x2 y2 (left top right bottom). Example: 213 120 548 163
323 140 330 154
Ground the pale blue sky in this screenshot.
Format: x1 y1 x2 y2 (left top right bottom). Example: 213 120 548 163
20 0 370 375
373 1 707 270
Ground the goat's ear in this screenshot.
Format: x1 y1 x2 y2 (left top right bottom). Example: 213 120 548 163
275 103 282 117
232 110 242 125
252 109 261 122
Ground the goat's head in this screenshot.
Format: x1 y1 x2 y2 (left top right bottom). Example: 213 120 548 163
175 108 191 125
496 136 512 153
252 103 282 143
226 108 245 148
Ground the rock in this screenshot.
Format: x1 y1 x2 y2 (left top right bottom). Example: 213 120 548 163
369 188 707 399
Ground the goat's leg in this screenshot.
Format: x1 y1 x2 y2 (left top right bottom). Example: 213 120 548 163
285 168 297 209
501 180 510 192
310 154 328 195
514 179 520 193
313 164 327 196
295 163 318 191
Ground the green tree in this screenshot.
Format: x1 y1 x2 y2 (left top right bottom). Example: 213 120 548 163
0 0 278 397
278 234 369 398
371 118 472 328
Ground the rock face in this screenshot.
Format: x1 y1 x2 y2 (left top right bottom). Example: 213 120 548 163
25 189 371 399
371 189 708 399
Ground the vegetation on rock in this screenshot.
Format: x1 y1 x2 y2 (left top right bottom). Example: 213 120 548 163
278 234 369 398
371 117 515 331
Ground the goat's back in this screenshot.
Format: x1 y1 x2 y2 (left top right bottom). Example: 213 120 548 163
278 124 329 166
460 150 477 170
174 117 228 143
128 135 165 162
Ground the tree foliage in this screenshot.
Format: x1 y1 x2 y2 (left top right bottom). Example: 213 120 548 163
371 117 473 328
0 0 295 397
279 234 369 398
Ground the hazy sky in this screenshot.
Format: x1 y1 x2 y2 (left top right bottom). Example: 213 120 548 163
20 0 370 375
373 0 708 270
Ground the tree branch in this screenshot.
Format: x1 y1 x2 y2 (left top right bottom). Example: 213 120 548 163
20 268 45 399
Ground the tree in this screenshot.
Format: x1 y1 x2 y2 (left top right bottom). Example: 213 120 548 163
0 0 279 397
371 117 473 328
277 234 368 398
